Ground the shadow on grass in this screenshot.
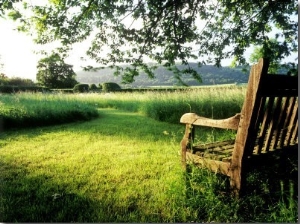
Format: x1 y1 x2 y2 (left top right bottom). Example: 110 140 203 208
184 145 298 222
0 161 99 222
242 145 298 197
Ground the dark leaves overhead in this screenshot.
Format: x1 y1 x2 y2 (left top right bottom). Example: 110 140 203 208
2 0 298 84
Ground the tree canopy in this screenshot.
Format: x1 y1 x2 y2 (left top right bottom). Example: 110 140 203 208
2 0 298 83
249 38 282 73
36 53 78 88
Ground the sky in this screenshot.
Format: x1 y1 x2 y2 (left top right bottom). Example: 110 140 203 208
0 19 40 80
0 18 93 81
0 15 298 82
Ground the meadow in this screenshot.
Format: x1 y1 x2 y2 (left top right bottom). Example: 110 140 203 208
0 93 99 130
0 85 246 130
0 87 298 222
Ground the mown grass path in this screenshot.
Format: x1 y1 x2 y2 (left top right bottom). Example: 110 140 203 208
0 108 297 222
0 109 187 222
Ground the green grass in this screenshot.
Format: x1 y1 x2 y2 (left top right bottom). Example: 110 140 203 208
0 109 188 222
0 93 99 129
69 86 246 123
0 87 245 129
185 149 298 222
0 88 297 222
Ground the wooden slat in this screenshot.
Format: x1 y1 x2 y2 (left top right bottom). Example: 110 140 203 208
192 142 235 160
253 97 267 133
252 97 267 155
222 156 232 163
230 58 269 196
278 97 291 146
193 139 235 150
283 97 298 146
186 152 231 176
272 97 285 148
193 148 234 157
290 120 298 144
253 131 298 154
278 97 296 148
290 101 298 144
280 97 292 146
257 97 276 153
196 148 234 156
266 97 288 150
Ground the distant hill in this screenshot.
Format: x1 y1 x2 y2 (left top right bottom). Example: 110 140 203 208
75 63 250 87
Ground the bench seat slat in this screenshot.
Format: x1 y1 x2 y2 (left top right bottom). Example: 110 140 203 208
186 152 231 176
192 139 235 150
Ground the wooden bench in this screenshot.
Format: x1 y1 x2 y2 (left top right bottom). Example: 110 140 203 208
180 58 298 197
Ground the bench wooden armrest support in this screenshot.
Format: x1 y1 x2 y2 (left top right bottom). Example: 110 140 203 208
180 113 240 173
180 113 241 130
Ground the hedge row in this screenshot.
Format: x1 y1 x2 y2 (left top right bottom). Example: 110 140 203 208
0 85 50 93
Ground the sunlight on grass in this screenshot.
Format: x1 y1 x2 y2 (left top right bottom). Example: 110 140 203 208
0 88 297 222
0 93 99 129
0 109 187 222
77 86 246 123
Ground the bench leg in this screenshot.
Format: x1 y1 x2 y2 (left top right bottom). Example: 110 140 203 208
229 165 242 198
180 124 194 170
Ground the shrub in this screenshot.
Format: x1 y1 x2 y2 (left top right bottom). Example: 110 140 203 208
73 84 89 93
102 82 121 92
89 84 98 92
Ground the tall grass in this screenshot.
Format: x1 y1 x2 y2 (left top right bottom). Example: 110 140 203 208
0 86 246 129
75 86 246 123
0 93 99 129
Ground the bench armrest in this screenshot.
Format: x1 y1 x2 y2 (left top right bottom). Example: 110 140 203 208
180 113 241 130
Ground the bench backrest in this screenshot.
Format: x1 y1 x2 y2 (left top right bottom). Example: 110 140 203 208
234 58 298 160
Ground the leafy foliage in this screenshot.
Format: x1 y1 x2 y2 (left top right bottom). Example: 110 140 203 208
36 53 78 88
89 83 98 91
3 0 298 83
0 73 36 88
0 73 9 85
102 82 121 92
6 77 35 86
0 0 19 17
249 38 298 74
73 83 89 93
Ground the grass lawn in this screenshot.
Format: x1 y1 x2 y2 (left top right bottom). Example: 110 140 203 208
0 108 188 222
0 107 297 222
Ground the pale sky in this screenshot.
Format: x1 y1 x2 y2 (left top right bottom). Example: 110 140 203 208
0 19 40 80
0 16 298 82
0 18 94 81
